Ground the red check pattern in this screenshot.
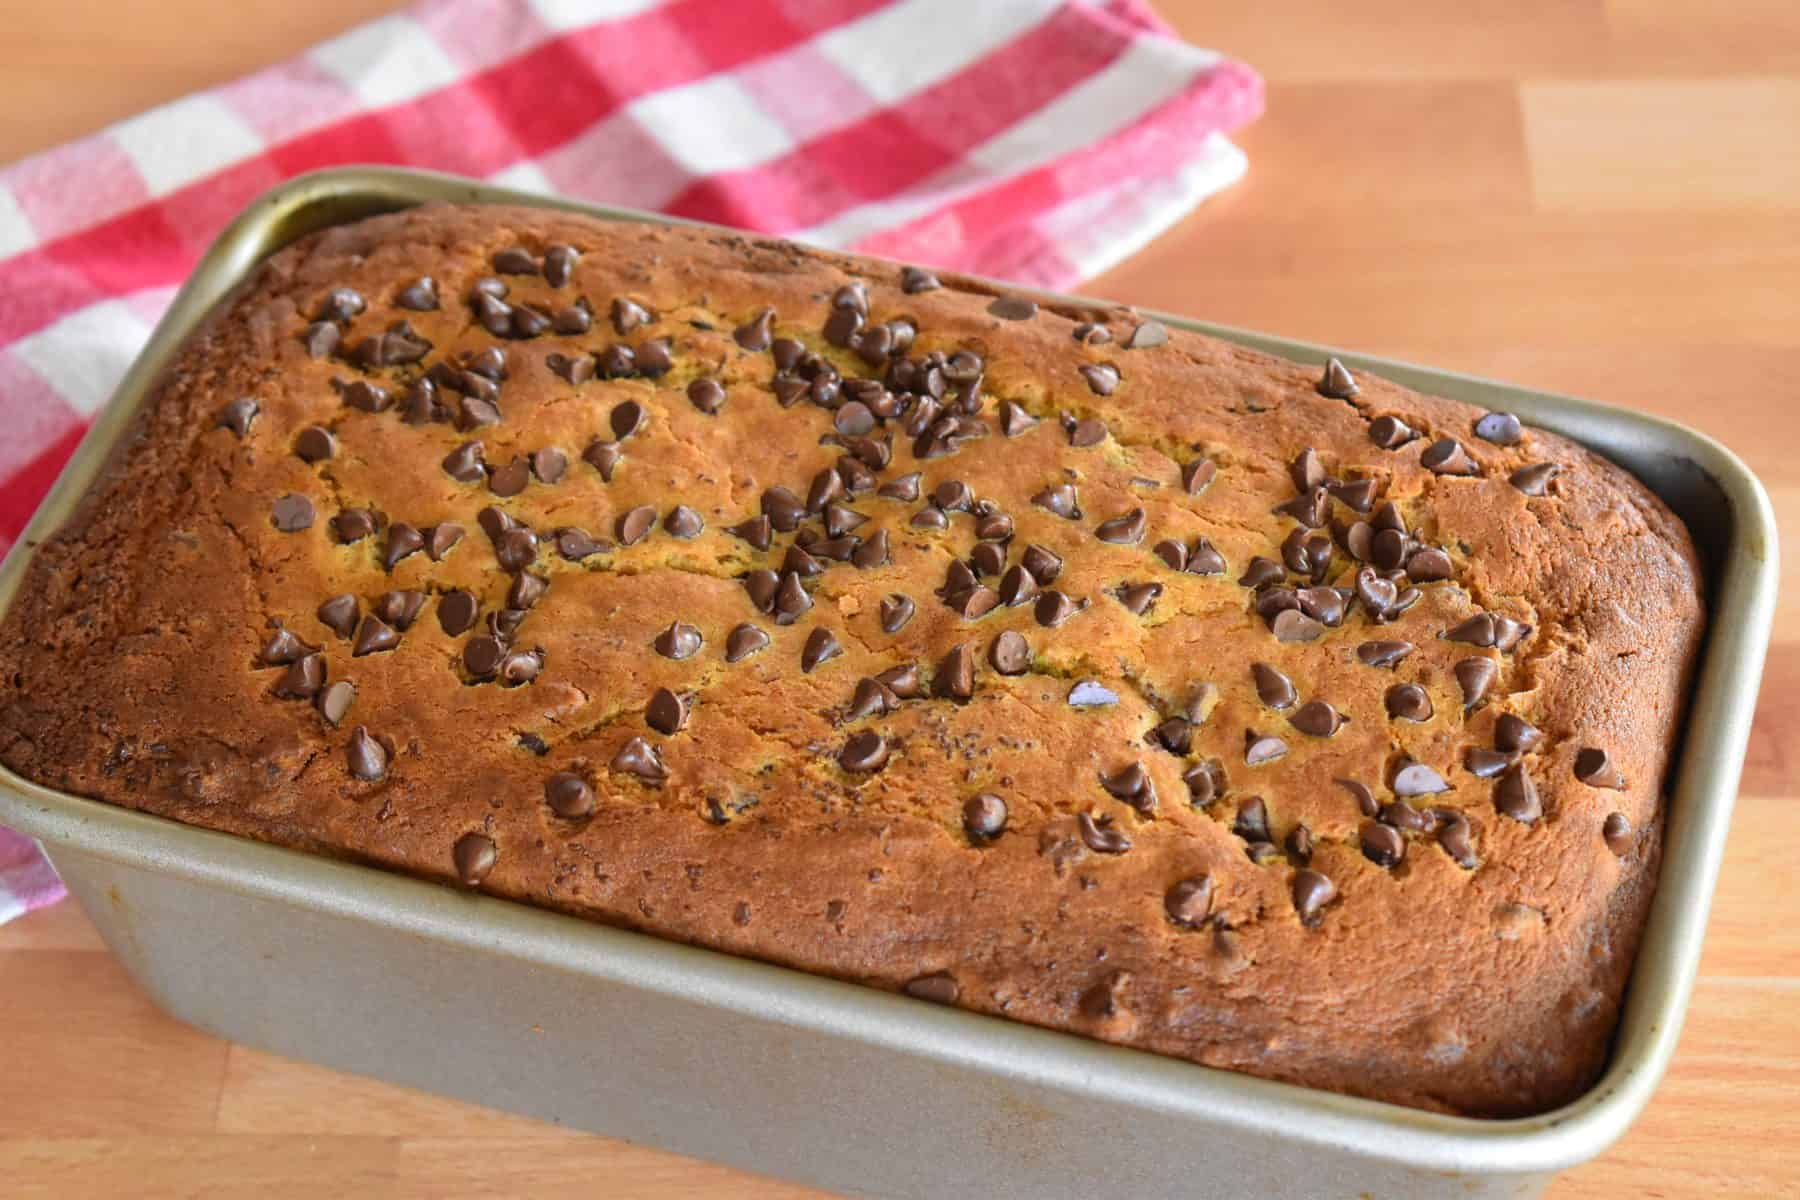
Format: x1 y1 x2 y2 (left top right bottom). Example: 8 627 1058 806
0 0 1261 919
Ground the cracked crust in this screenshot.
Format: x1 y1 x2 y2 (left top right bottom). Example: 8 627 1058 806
0 205 1704 1116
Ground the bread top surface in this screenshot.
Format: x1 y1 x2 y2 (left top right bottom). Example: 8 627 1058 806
0 203 1704 1116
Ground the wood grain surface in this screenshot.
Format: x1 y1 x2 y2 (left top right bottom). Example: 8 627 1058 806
3 2 1797 1196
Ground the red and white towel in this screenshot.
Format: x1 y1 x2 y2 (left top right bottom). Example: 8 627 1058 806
0 0 1261 924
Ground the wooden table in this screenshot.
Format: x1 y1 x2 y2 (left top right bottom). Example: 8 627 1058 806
3 2 1797 1196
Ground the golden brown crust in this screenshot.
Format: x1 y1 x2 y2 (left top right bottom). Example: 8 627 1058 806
0 204 1704 1116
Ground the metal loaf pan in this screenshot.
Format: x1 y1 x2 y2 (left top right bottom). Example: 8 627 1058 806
0 167 1778 1199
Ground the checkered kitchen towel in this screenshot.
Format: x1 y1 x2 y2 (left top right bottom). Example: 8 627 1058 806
0 0 1261 923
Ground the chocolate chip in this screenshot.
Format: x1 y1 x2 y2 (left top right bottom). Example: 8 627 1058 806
1495 765 1542 823
1385 683 1433 722
724 515 771 552
988 296 1037 320
463 637 505 679
1317 357 1358 399
1510 463 1560 496
1185 760 1227 806
900 265 941 293
1065 415 1108 447
911 507 948 531
986 630 1031 676
331 508 377 544
271 494 315 532
1068 321 1111 346
443 441 486 483
659 505 703 540
1252 663 1296 709
1291 870 1336 925
1575 748 1626 790
1421 438 1479 476
902 972 958 1005
1180 458 1218 496
612 736 667 783
1601 812 1633 857
1329 478 1377 513
1244 731 1288 766
839 731 890 773
308 596 355 642
1357 640 1413 668
548 351 597 384
505 572 546 611
1126 320 1168 349
1369 415 1415 449
1297 586 1346 627
647 687 688 735
1164 876 1215 927
272 653 326 700
347 726 387 782
314 680 354 727
1150 716 1194 755
930 643 974 701
1288 449 1326 492
998 401 1039 437
1492 713 1540 755
301 321 340 358
1289 699 1345 737
1474 411 1523 446
1102 762 1154 805
1077 812 1130 854
1067 680 1116 708
725 623 769 662
1020 544 1063 584
1153 539 1188 571
442 837 497 895
376 590 427 631
653 622 702 660
1077 363 1120 398
800 628 842 673
487 458 529 498
1032 483 1080 519
609 400 646 442
383 522 425 570
878 472 922 503
260 627 311 665
1116 582 1161 616
1362 822 1405 869
1338 778 1378 817
760 486 806 532
1445 614 1498 647
1094 508 1145 544
744 570 779 614
963 793 1008 841
218 397 258 437
1238 557 1284 590
848 676 899 720
734 307 776 350
524 447 566 485
395 277 438 310
554 527 607 561
826 505 869 539
1035 590 1080 628
851 530 890 568
615 505 657 545
350 614 398 657
1465 748 1512 778
1454 657 1498 709
313 286 365 323
1270 609 1325 643
773 571 813 625
436 590 478 637
783 544 823 579
1436 810 1478 868
545 772 596 819
1392 761 1449 797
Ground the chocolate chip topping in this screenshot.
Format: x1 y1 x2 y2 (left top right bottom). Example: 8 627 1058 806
1575 747 1626 790
1392 760 1449 796
1435 810 1478 868
839 731 890 773
1454 657 1498 709
1361 822 1405 869
1032 483 1080 519
452 832 496 886
725 622 769 663
1474 411 1523 446
1157 875 1215 928
1093 508 1146 545
272 653 325 700
1076 812 1130 854
271 494 315 532
615 505 657 546
395 276 438 310
902 972 959 1007
545 771 596 819
987 296 1038 321
1357 640 1414 668
664 505 704 539
733 307 776 350
1034 590 1080 628
646 687 689 735
933 644 975 701
1291 870 1336 924
347 725 387 781
1338 778 1378 817
314 594 357 639
217 397 259 438
988 630 1031 675
1368 415 1415 449
961 793 1008 842
879 472 923 503
612 736 668 783
1116 581 1161 616
487 458 530 498
1067 680 1117 708
1510 463 1561 496
1289 699 1345 738
1020 544 1063 584
332 508 377 544
1181 458 1218 495
801 627 843 673
1421 438 1479 476
1495 765 1542 823
1602 812 1633 857
773 571 813 624
1493 713 1541 754
1465 748 1511 778
1244 731 1288 766
313 679 354 726
1270 609 1325 643
653 621 703 660
1251 662 1296 709
1381 800 1432 832
1385 683 1433 723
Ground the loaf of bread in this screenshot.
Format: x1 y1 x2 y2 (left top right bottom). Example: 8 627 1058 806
0 204 1703 1116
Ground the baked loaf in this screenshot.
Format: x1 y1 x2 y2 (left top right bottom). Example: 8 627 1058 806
0 204 1704 1116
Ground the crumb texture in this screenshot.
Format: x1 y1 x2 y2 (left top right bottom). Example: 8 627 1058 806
0 204 1704 1116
